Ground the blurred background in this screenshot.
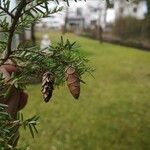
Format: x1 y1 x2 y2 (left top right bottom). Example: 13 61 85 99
16 0 150 149
18 0 150 50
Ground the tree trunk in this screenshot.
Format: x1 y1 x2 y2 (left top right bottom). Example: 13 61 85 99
62 6 68 35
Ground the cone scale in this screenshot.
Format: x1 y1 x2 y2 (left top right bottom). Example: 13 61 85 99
41 72 54 102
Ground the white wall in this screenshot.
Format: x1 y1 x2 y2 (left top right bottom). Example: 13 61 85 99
38 0 147 30
114 0 147 20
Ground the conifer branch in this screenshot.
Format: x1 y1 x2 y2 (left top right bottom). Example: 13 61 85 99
0 5 15 19
1 0 28 65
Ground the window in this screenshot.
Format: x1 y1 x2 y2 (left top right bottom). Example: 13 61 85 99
77 8 82 16
133 7 137 13
119 7 124 14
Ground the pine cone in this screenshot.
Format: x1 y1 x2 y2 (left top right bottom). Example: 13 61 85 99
41 72 54 102
65 66 80 99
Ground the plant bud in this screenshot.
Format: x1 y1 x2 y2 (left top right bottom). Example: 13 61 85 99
18 92 28 111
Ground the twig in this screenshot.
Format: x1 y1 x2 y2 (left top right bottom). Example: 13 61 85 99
0 6 15 19
20 2 43 17
1 0 28 65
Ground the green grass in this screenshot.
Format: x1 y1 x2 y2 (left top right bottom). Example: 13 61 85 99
19 32 150 150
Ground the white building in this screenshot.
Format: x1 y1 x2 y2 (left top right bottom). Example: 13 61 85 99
35 0 107 30
114 0 147 20
68 0 147 28
35 1 65 30
37 15 64 30
65 0 108 29
35 0 147 31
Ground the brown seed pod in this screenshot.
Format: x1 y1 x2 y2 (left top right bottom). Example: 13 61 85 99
41 72 54 102
18 92 28 111
65 66 80 99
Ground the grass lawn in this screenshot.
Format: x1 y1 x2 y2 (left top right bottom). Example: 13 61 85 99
19 32 150 150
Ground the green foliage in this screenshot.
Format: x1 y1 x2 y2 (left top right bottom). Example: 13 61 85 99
0 0 90 87
146 0 150 16
0 0 90 149
0 103 39 150
10 36 90 87
20 32 150 150
113 1 150 40
114 17 143 39
113 16 150 41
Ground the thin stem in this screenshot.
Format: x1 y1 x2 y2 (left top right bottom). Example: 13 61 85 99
0 6 15 19
1 0 27 65
20 2 43 17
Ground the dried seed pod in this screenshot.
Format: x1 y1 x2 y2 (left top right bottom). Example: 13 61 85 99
41 72 54 102
18 92 28 111
65 66 80 99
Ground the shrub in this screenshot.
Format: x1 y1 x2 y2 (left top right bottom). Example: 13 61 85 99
113 17 143 39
